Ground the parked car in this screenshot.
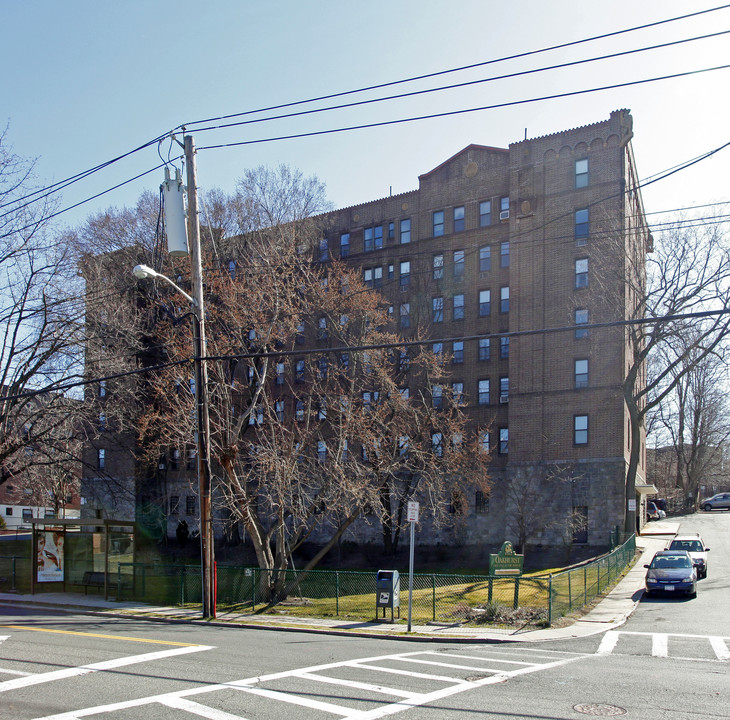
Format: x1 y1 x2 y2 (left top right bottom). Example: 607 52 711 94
668 534 710 579
644 550 697 598
700 492 730 511
647 501 666 520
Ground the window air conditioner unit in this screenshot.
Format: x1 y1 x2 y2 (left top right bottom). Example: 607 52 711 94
500 210 510 221
499 395 509 404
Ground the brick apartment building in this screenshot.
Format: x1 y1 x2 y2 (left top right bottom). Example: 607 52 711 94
81 109 649 555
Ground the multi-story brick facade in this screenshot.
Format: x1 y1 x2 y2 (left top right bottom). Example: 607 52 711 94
81 110 649 555
317 109 649 550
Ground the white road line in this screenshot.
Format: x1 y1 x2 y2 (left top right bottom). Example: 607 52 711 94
596 631 620 655
0 667 32 676
160 696 249 719
709 637 730 661
233 684 357 715
428 652 536 666
345 655 587 720
0 645 213 692
652 634 669 658
296 672 419 698
349 662 469 684
391 656 528 673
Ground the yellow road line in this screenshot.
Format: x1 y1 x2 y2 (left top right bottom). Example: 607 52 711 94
0 626 200 646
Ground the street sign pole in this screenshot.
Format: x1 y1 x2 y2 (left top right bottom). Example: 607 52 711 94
407 501 419 632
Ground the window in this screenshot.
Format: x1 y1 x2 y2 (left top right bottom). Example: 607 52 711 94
295 359 305 382
575 308 589 338
500 336 509 359
228 260 236 279
340 352 350 370
400 218 411 244
363 268 373 287
433 342 443 358
475 490 489 514
478 379 490 405
296 321 305 344
316 440 327 462
453 250 465 278
499 428 509 454
399 350 410 373
433 254 444 280
479 290 491 316
318 316 328 339
575 208 589 245
575 158 589 188
575 359 588 388
400 303 410 328
275 400 285 422
97 449 105 470
318 356 328 379
363 225 383 252
186 496 196 515
480 200 491 227
319 238 329 262
99 413 106 430
339 232 350 258
574 414 589 445
453 293 464 321
23 508 33 521
452 382 464 403
432 432 443 457
575 258 589 288
170 449 180 470
399 261 410 288
500 376 509 403
373 266 383 288
500 241 510 268
275 361 285 385
432 385 443 410
500 196 510 220
452 340 464 364
4 507 11 516
388 222 395 242
479 338 490 361
500 286 509 313
453 206 465 232
433 210 444 237
479 245 491 272
295 400 305 422
432 296 444 323
99 380 107 398
169 496 180 514
187 449 196 469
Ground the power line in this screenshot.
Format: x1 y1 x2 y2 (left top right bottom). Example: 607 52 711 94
182 4 730 129
198 64 730 151
187 31 730 136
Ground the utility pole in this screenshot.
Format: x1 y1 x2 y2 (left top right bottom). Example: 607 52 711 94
184 134 215 619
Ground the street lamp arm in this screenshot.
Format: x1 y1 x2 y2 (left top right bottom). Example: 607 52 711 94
132 264 196 306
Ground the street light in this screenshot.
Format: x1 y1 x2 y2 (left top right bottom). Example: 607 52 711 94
132 261 215 619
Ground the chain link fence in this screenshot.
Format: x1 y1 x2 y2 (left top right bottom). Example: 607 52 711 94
0 533 637 627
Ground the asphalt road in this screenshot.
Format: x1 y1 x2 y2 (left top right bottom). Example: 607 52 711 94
0 511 727 719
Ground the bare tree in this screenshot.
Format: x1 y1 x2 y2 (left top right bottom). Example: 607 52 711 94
622 216 730 531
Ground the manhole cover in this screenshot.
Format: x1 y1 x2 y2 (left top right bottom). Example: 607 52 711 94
573 704 627 716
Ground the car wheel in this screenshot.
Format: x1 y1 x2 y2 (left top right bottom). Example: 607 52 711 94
703 504 712 511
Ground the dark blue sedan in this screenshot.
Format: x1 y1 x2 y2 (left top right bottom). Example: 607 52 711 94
644 550 697 598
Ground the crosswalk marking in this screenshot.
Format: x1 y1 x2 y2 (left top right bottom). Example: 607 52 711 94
26 648 587 720
598 630 730 661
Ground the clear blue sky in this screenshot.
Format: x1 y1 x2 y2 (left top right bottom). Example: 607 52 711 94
2 1 729 231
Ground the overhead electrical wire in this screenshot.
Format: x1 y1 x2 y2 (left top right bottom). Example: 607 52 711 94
197 64 730 151
187 31 730 136
181 4 730 128
3 5 729 230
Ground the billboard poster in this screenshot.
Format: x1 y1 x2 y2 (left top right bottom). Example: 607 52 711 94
36 531 64 582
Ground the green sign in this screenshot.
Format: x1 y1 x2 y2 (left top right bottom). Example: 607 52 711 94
489 541 524 576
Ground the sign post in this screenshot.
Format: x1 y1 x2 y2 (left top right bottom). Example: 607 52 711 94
407 501 419 632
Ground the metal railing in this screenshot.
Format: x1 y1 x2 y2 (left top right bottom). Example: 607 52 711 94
0 533 637 627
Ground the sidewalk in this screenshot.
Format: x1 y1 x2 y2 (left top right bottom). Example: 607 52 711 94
0 523 678 643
